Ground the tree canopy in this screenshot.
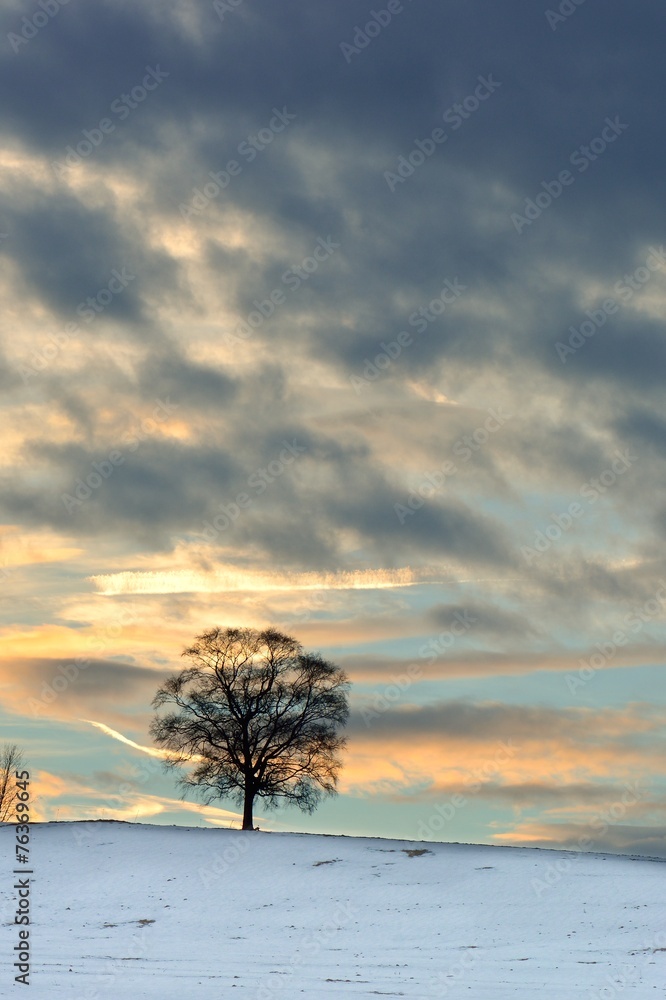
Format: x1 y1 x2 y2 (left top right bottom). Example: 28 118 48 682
150 626 350 829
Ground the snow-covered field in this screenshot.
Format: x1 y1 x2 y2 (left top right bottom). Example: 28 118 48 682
1 821 664 998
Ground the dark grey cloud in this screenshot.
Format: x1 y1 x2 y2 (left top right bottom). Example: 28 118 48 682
387 779 651 809
347 699 660 744
0 192 187 357
426 602 538 639
509 823 666 860
135 349 237 409
2 193 141 322
0 392 515 568
0 439 240 544
0 656 166 715
615 408 666 459
2 0 664 401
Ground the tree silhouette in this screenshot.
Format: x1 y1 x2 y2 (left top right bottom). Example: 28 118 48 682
0 744 25 822
150 627 350 830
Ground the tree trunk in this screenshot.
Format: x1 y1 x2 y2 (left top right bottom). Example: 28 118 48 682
242 785 254 830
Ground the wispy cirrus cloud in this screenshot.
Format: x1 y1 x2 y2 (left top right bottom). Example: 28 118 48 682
81 719 170 758
88 565 443 595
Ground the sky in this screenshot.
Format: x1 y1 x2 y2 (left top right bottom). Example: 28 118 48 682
1 0 665 857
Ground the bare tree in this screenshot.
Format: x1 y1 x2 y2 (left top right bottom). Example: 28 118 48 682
150 627 350 830
0 744 25 822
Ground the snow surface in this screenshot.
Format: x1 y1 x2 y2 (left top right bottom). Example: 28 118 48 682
1 821 664 998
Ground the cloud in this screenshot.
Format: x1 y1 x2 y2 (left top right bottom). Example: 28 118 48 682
492 820 666 859
425 601 539 639
0 656 167 729
88 565 445 595
81 719 168 758
348 699 665 743
2 0 666 851
341 643 666 681
32 775 244 827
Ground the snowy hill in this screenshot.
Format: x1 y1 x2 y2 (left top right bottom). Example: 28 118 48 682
1 821 664 998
